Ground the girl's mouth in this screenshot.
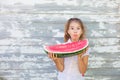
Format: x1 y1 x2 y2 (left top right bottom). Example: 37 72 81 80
73 34 78 37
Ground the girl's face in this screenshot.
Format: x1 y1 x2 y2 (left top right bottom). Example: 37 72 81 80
68 21 82 42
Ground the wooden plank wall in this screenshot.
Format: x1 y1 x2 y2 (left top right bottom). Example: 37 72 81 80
0 0 120 80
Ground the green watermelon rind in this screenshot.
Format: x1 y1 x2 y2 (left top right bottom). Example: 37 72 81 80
44 46 88 58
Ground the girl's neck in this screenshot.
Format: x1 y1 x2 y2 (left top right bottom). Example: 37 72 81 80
71 39 79 42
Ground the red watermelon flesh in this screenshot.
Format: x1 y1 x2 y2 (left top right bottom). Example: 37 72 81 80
44 39 89 58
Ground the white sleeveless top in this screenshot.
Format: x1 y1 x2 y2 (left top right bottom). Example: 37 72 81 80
57 39 90 80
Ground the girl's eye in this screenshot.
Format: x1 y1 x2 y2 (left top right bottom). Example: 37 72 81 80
71 28 74 30
77 27 80 30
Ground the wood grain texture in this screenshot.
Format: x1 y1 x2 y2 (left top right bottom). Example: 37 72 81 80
0 0 120 80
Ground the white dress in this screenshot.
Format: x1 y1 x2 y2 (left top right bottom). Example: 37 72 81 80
57 39 90 80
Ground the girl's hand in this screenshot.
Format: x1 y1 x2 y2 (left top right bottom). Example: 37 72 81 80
48 53 64 72
78 46 89 58
78 52 84 59
48 53 58 60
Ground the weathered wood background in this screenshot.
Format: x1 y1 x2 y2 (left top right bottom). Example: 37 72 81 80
0 0 120 80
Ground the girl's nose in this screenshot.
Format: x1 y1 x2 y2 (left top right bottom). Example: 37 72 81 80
74 30 77 33
74 31 77 33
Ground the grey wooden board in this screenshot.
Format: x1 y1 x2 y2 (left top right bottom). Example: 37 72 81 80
0 0 120 80
0 38 119 46
0 0 120 14
0 45 119 53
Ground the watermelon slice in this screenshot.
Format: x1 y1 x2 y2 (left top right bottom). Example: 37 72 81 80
43 39 89 58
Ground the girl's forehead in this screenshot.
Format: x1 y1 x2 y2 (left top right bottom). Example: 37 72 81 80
70 21 81 25
69 21 81 27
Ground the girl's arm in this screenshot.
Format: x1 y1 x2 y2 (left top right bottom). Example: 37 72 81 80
53 58 64 72
78 47 89 75
48 53 64 72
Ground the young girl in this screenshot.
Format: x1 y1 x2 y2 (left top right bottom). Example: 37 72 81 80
48 18 90 80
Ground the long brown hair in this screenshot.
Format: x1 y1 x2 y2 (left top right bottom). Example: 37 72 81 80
64 18 86 42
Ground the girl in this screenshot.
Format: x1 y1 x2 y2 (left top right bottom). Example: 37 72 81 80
48 18 90 80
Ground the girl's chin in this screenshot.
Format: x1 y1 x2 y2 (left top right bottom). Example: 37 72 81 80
72 36 79 39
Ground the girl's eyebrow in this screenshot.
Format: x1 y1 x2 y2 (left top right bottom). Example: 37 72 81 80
70 26 81 28
77 26 81 28
69 26 74 28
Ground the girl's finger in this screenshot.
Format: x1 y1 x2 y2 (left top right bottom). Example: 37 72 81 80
48 53 51 58
53 54 57 58
48 53 53 58
56 54 57 58
52 53 54 58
